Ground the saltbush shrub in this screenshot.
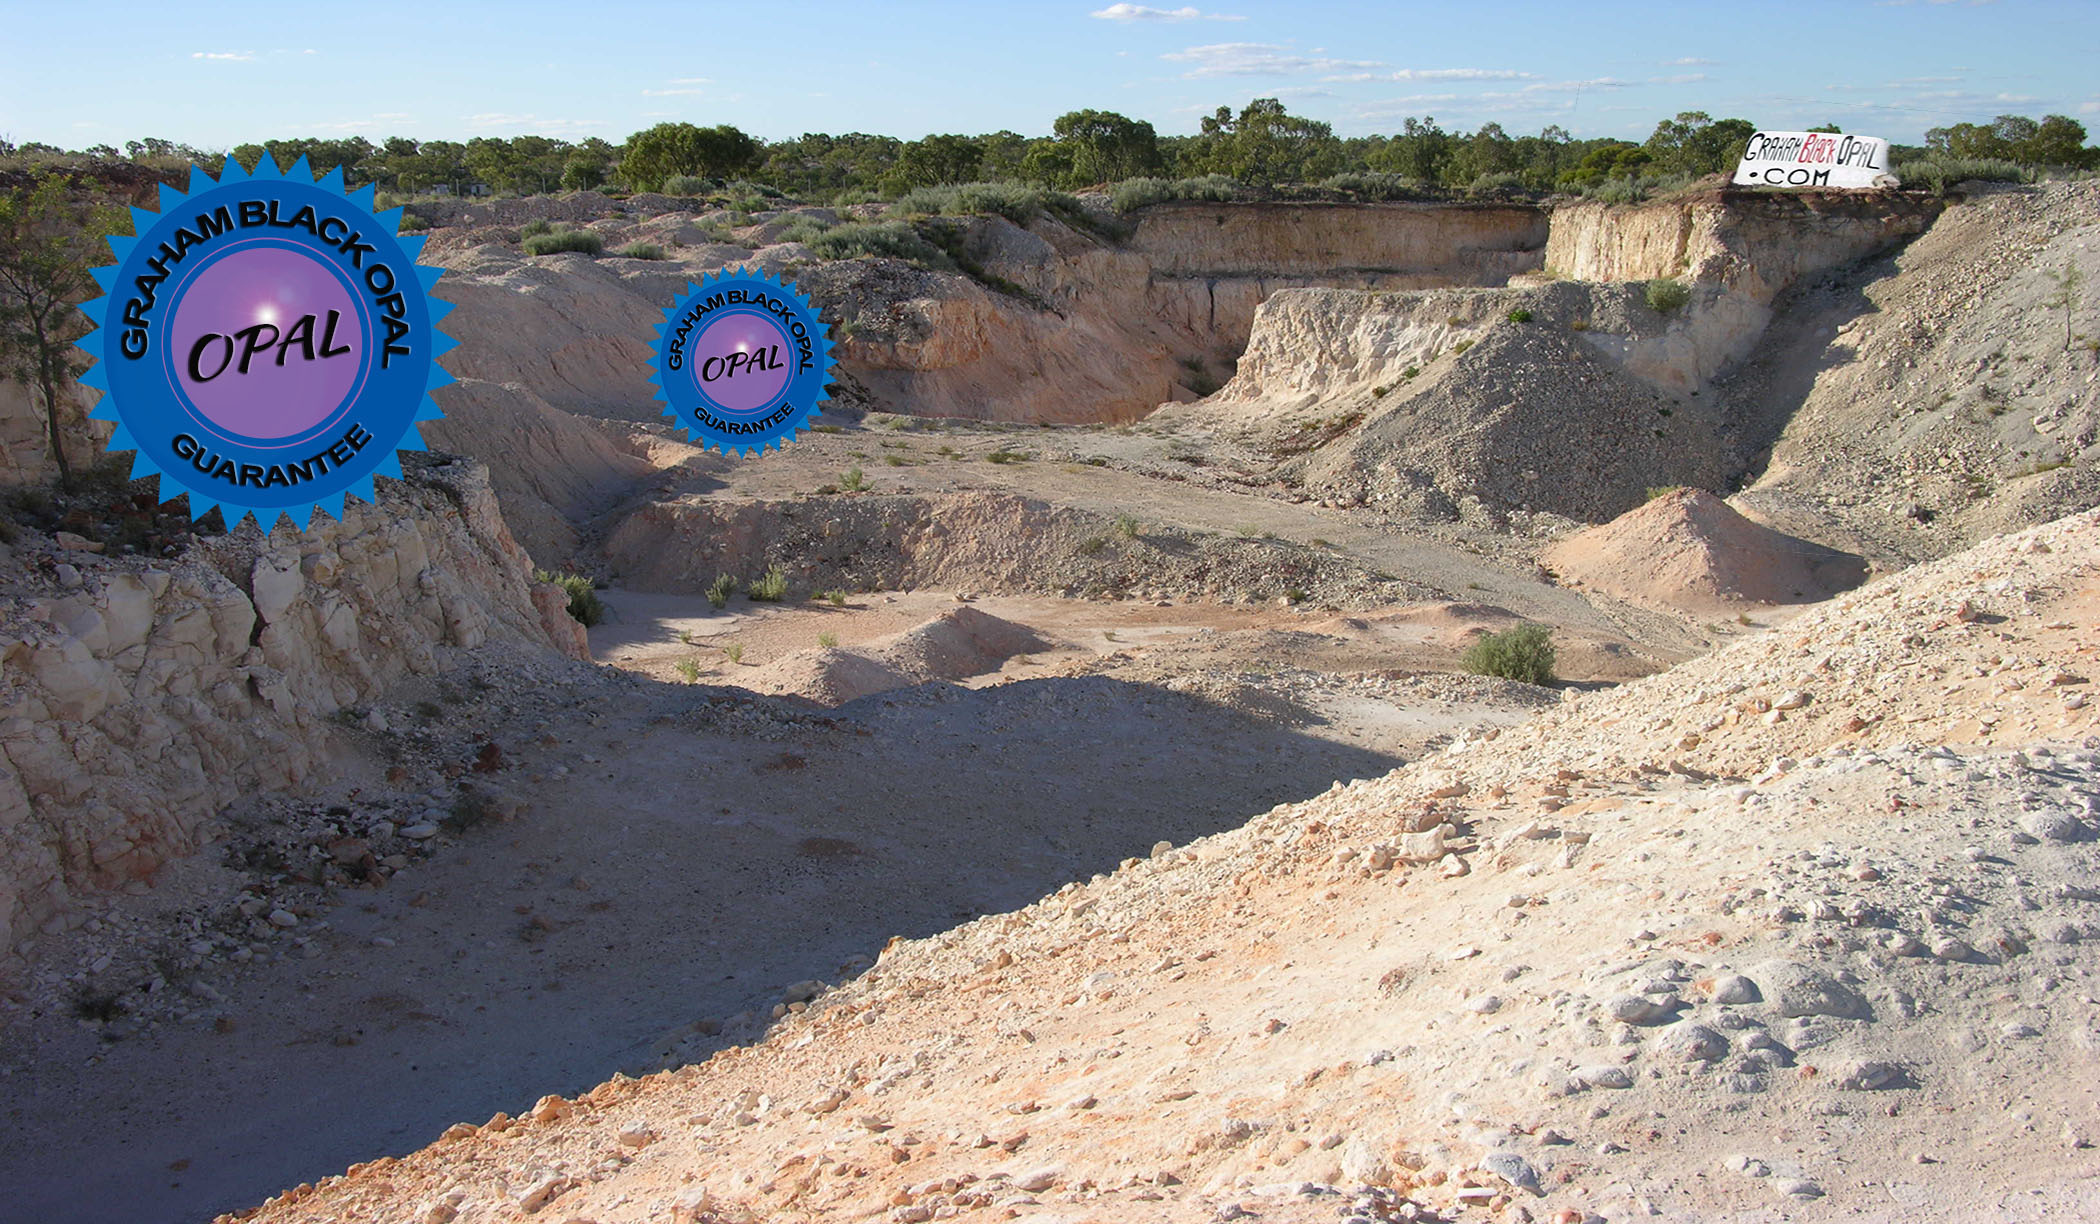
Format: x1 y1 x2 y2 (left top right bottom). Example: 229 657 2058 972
534 569 604 626
1894 157 2030 196
747 564 789 602
1321 171 1430 200
1645 277 1691 314
1108 174 1241 212
892 181 1045 225
1466 171 1530 198
661 174 711 196
1460 623 1557 685
809 220 953 269
523 228 604 256
616 241 665 260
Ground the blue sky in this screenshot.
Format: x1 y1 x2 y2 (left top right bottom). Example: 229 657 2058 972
2 0 2094 149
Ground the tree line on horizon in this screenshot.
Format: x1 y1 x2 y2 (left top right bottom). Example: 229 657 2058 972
5 103 2095 205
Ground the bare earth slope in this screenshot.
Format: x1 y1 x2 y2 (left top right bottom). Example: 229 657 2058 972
230 512 2098 1224
1727 180 2100 566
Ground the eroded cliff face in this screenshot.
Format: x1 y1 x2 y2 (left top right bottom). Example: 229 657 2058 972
0 380 110 491
1544 189 1942 303
428 201 1553 430
0 457 586 960
818 203 1550 422
1126 201 1547 279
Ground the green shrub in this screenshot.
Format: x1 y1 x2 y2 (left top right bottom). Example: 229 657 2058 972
520 218 555 238
1467 171 1530 198
706 572 736 609
839 465 867 491
616 241 666 260
723 642 744 664
1645 277 1691 314
984 449 1026 464
398 213 431 232
1108 174 1241 213
534 569 604 626
1460 623 1557 685
1079 535 1108 555
673 658 700 683
523 228 604 256
817 631 839 648
747 564 788 602
823 588 848 607
1506 308 1533 323
1320 171 1430 201
1894 157 2030 196
774 216 833 245
1575 172 1694 205
809 220 953 269
892 181 1045 224
1645 484 1685 502
1112 513 1140 540
661 174 711 196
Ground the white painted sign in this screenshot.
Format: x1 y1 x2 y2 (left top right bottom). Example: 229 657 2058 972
1732 131 1899 189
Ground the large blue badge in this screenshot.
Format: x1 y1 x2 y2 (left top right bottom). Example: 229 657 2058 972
650 268 833 454
77 155 454 530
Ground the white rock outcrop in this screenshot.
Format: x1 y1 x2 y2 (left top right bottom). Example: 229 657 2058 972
0 457 587 957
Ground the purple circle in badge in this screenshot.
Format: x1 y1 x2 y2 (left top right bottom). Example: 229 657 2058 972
171 246 362 439
688 311 792 414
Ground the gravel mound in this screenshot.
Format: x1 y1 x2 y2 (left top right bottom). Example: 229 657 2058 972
748 606 1049 705
1543 486 1869 615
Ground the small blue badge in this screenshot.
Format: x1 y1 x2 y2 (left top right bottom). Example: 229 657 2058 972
650 268 833 453
76 155 454 530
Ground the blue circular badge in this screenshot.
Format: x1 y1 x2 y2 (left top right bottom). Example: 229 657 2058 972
651 268 832 453
77 155 454 530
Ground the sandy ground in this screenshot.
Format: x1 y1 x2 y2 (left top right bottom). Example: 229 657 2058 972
222 508 2100 1224
0 585 1561 1224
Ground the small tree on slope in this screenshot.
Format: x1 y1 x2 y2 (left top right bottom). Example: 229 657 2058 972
0 175 123 486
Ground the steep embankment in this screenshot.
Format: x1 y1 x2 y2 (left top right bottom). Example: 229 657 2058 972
1165 187 1945 525
0 457 585 960
1725 179 2100 566
230 508 2100 1224
428 199 1550 432
818 202 1547 423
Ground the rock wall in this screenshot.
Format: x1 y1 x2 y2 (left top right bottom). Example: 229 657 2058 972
421 378 657 565
0 457 587 960
0 380 111 490
1128 200 1547 280
1544 189 1941 304
431 201 1552 430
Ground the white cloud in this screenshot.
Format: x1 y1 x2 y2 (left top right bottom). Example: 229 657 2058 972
308 114 419 132
1522 78 1630 93
191 51 255 62
1091 4 1243 20
1163 42 1380 77
642 88 708 96
1665 57 1717 66
1377 68 1537 82
466 113 607 135
1651 73 1709 85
